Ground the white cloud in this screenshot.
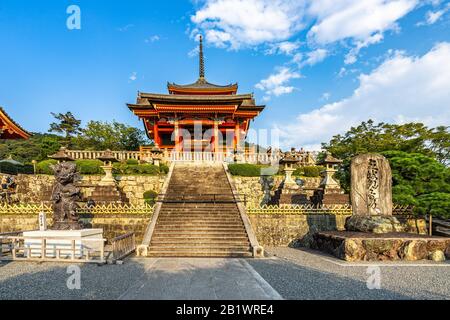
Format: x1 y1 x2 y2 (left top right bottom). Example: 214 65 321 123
145 35 160 43
129 72 137 81
303 48 328 66
307 0 418 44
417 2 450 25
117 24 134 32
344 33 384 64
277 42 450 149
191 0 306 49
255 67 301 99
266 41 301 56
191 0 419 64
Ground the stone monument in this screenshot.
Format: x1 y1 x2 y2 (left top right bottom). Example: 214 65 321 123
346 153 403 233
50 161 82 230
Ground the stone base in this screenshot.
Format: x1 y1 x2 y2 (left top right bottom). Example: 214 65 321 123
345 215 405 234
322 193 350 205
312 231 450 262
23 229 103 258
52 221 82 230
90 185 126 204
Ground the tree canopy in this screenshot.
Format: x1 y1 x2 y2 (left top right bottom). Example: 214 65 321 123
48 112 82 146
74 120 148 151
322 120 450 218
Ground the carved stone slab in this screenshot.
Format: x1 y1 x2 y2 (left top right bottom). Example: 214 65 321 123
351 153 392 216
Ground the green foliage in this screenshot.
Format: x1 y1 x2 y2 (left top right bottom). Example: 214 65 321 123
49 112 82 146
75 160 104 175
36 159 58 174
0 162 33 175
228 164 267 177
113 162 163 175
293 166 323 177
381 151 450 218
143 190 158 205
126 159 139 165
159 163 170 174
416 193 450 218
74 120 148 151
0 133 62 164
322 120 450 191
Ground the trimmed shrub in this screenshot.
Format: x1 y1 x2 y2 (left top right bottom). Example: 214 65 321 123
0 162 34 175
113 162 162 175
36 159 58 175
126 159 139 165
228 164 264 177
143 190 158 205
159 163 170 174
75 160 104 175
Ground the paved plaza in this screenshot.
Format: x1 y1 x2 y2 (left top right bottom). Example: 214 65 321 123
0 248 449 300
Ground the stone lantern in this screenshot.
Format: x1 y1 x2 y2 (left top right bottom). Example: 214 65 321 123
49 147 74 163
280 154 299 189
97 149 118 186
151 146 163 167
318 152 343 193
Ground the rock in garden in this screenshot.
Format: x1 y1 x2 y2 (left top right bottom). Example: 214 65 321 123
345 215 405 234
429 250 446 262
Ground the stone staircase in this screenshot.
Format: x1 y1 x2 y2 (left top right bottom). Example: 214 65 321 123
147 164 252 257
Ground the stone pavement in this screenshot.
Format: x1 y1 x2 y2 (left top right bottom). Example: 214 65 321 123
118 258 282 300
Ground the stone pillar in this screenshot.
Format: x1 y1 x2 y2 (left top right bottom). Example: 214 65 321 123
153 122 160 147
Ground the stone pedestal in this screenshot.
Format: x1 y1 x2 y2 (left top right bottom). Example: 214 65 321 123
278 183 309 205
90 185 125 203
345 215 404 234
23 229 103 258
99 165 116 186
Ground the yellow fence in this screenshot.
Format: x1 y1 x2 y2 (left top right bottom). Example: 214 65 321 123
0 203 154 216
247 204 415 216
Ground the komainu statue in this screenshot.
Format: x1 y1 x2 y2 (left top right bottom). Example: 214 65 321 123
50 162 82 230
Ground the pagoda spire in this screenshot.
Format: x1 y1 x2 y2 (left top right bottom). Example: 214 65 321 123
199 35 205 81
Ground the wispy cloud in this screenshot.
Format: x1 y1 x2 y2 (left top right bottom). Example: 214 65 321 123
145 35 160 43
129 72 137 82
117 24 134 32
255 67 301 100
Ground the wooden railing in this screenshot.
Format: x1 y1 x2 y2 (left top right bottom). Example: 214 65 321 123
62 149 285 164
111 232 136 262
0 234 106 264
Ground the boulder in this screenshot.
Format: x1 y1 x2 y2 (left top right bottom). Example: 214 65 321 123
400 240 428 261
345 215 405 234
429 250 446 262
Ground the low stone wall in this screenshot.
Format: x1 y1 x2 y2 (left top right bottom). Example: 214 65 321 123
232 176 321 206
6 174 166 205
0 215 150 244
248 214 349 247
248 214 427 247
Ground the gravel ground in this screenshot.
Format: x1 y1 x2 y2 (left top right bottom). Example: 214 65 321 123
0 260 149 300
247 247 450 300
1 248 449 300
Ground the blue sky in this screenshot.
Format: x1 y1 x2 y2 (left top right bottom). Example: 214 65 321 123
0 0 449 149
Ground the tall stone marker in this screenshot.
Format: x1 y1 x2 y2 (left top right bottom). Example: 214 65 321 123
351 153 393 216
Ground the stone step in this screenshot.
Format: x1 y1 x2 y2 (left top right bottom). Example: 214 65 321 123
146 251 252 258
153 231 249 237
157 217 242 222
151 235 249 241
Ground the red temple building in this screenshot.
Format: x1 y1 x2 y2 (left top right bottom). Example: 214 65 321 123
128 36 265 156
0 107 31 140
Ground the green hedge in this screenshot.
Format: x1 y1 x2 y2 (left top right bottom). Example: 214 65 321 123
143 190 158 205
75 160 104 175
113 163 164 175
36 159 58 174
228 164 266 177
0 162 33 175
293 166 324 177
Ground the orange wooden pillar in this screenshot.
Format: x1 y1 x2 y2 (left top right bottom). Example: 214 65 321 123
153 122 160 147
213 120 220 155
